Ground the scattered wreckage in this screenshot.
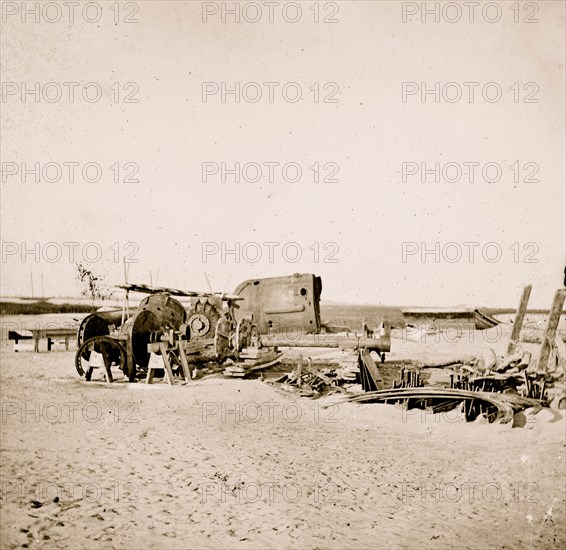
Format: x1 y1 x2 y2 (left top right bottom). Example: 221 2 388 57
75 283 281 383
267 286 566 425
73 273 391 383
35 271 566 424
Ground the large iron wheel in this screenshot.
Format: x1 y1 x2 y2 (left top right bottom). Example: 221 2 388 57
187 300 221 339
75 336 127 381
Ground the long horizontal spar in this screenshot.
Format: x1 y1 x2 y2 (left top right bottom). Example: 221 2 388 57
115 283 242 300
262 335 390 352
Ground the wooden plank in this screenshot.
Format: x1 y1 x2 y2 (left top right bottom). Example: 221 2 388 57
239 349 273 360
145 368 155 384
159 343 174 385
177 344 193 381
31 328 78 338
101 342 114 383
29 328 78 353
359 349 382 392
247 354 283 371
223 353 283 377
539 289 566 372
181 339 214 354
507 285 532 355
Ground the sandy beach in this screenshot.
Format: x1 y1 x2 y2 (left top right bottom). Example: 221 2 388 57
1 314 564 550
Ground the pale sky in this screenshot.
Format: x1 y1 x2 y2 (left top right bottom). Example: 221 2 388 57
1 1 564 308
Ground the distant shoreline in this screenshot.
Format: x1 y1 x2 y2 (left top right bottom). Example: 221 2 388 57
0 298 559 318
0 301 99 315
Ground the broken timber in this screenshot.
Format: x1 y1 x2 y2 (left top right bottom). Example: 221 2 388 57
507 284 532 355
358 349 383 392
538 288 566 372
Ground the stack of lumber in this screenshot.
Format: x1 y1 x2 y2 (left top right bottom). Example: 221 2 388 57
223 347 282 377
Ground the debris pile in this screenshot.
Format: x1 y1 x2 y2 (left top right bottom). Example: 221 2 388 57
268 357 349 398
417 339 565 405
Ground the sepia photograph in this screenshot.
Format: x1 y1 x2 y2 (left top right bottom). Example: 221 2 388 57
0 1 565 548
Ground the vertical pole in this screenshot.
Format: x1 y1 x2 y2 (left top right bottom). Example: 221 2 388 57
507 285 532 355
538 289 566 372
123 259 130 318
121 293 127 326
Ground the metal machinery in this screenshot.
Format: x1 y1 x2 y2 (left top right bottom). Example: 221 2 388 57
74 274 392 382
75 284 257 382
187 296 222 339
233 273 322 334
233 273 390 361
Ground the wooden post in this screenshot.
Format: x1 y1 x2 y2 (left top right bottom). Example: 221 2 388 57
159 342 174 385
538 289 566 372
178 343 193 382
101 342 114 383
126 340 136 382
359 349 382 392
507 285 532 355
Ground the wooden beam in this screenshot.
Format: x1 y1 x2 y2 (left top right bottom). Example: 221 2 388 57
507 284 532 355
177 344 193 382
359 349 382 391
159 343 175 385
538 289 566 372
